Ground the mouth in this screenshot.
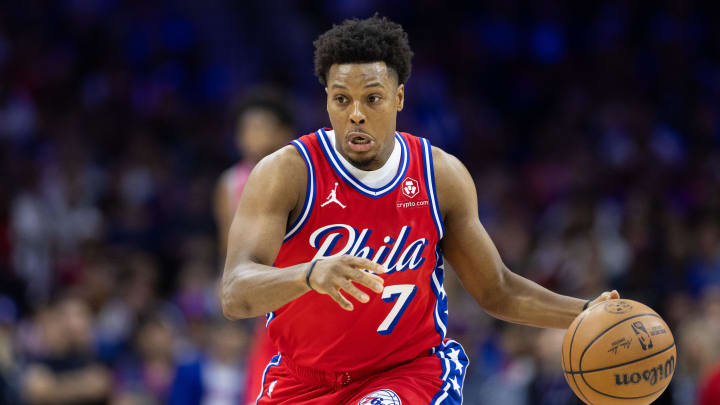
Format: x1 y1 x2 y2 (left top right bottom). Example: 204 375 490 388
346 130 375 153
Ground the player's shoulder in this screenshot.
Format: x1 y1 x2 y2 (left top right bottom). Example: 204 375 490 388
240 144 307 210
247 145 307 193
255 144 306 173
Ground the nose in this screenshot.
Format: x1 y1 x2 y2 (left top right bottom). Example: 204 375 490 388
349 101 366 125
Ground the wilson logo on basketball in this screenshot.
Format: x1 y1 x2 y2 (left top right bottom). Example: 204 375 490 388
614 355 675 386
631 321 653 350
402 177 419 198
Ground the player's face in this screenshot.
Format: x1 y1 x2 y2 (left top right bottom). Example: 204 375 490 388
325 62 404 170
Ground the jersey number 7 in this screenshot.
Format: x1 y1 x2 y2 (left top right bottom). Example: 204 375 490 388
377 284 417 335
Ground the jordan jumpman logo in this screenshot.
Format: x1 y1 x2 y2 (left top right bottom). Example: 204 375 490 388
321 182 346 209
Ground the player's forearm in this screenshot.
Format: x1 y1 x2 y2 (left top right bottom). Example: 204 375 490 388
220 261 311 319
483 267 585 329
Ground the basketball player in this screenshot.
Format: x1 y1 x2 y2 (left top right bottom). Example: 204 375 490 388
215 89 295 254
221 15 619 404
213 89 294 404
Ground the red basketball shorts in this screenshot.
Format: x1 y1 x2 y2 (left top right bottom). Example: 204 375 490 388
255 339 468 405
244 319 278 404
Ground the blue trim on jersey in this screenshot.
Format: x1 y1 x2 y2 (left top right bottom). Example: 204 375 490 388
255 353 282 404
430 339 469 405
284 139 315 242
430 248 448 339
265 311 275 327
421 138 445 240
317 128 409 198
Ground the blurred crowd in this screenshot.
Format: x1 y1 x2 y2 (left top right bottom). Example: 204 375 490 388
1 1 720 404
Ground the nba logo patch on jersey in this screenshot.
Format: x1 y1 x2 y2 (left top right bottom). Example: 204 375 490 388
358 389 402 405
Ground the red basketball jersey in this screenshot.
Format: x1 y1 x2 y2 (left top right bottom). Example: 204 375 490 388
268 128 449 373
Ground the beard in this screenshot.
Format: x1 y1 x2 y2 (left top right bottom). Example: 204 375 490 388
347 155 378 170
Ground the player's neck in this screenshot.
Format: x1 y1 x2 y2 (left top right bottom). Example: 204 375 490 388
327 130 401 188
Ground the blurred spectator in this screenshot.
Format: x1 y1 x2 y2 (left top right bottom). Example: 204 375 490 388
10 166 54 304
21 296 111 405
113 314 177 404
687 217 720 296
528 329 577 405
468 324 537 404
168 321 248 405
0 296 20 405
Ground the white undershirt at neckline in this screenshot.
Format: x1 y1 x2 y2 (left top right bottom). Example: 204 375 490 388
326 129 401 189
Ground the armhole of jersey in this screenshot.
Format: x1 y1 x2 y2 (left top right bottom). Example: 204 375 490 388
421 138 445 240
283 139 315 242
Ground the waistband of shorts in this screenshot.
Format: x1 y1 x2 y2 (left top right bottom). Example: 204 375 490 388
282 349 431 390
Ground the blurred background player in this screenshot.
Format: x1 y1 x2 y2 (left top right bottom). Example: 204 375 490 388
213 89 295 404
214 89 296 254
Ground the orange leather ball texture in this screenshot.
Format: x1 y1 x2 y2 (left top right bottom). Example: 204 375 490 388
562 299 676 405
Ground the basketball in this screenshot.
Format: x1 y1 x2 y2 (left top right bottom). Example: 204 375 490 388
562 299 676 405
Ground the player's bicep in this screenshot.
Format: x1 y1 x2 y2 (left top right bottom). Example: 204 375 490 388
225 147 304 269
434 149 506 305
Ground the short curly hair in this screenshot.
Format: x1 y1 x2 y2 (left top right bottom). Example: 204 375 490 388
313 14 413 87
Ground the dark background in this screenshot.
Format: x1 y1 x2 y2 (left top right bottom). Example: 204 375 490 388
1 1 719 404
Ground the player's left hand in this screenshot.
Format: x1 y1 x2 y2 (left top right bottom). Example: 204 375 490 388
587 290 620 309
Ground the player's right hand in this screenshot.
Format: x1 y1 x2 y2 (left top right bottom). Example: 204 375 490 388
306 255 386 311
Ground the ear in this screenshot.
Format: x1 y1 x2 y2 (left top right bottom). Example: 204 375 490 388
396 84 405 111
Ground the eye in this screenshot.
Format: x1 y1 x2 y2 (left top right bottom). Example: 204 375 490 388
368 94 382 103
334 95 348 104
